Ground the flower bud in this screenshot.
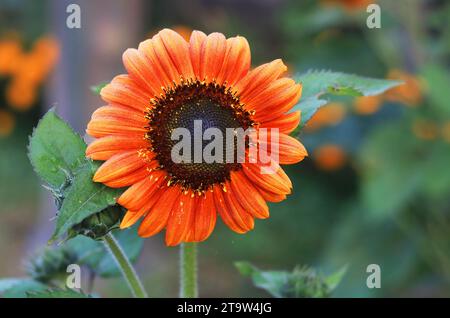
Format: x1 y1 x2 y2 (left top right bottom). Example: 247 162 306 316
26 246 77 283
67 205 124 240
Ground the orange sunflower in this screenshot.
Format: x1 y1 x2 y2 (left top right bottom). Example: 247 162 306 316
86 29 307 246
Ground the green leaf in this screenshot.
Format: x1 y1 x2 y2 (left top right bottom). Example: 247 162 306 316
326 85 363 97
28 109 87 188
251 270 290 298
235 262 346 298
295 97 328 129
90 82 108 95
0 278 47 298
234 261 257 277
324 265 348 292
65 227 143 277
26 246 78 283
29 109 125 241
50 162 124 242
294 70 402 127
90 82 108 96
27 288 89 298
421 64 450 115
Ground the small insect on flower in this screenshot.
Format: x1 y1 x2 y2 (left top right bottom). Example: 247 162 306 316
86 29 307 246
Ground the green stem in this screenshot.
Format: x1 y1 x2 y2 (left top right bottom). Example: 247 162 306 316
180 242 198 298
103 232 148 298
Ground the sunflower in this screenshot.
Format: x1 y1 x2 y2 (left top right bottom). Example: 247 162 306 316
86 29 307 246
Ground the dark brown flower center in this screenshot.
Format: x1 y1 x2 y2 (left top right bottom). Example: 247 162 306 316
145 80 254 192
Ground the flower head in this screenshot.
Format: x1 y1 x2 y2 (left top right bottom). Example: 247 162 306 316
86 29 307 246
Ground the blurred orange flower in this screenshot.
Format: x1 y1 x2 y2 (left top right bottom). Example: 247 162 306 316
353 95 382 115
384 69 423 106
0 109 15 137
171 25 192 42
313 144 347 171
304 102 346 132
148 25 192 42
412 119 438 141
6 79 38 111
0 38 22 75
13 36 60 85
322 0 373 11
1 35 59 111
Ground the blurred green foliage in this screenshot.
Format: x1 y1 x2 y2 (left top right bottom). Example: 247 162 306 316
235 261 346 298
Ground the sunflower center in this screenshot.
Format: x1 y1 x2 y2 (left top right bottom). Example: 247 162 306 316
145 80 254 192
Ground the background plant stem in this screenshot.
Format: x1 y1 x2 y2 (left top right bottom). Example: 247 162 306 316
103 232 148 298
180 242 198 298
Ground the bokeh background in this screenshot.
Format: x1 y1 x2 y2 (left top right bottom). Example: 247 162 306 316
1 0 450 297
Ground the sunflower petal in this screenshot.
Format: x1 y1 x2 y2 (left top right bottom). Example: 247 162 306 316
258 188 287 202
151 33 183 85
213 185 247 234
246 78 302 119
121 186 165 229
138 39 172 91
189 192 217 242
189 30 207 78
138 185 181 237
235 59 287 101
256 132 308 164
230 171 269 219
120 210 144 229
223 187 255 232
199 32 227 81
122 48 157 94
93 150 147 185
217 36 251 86
260 111 301 135
242 162 292 194
86 135 149 161
158 28 194 80
117 170 166 211
100 74 152 112
86 106 147 138
165 190 196 246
